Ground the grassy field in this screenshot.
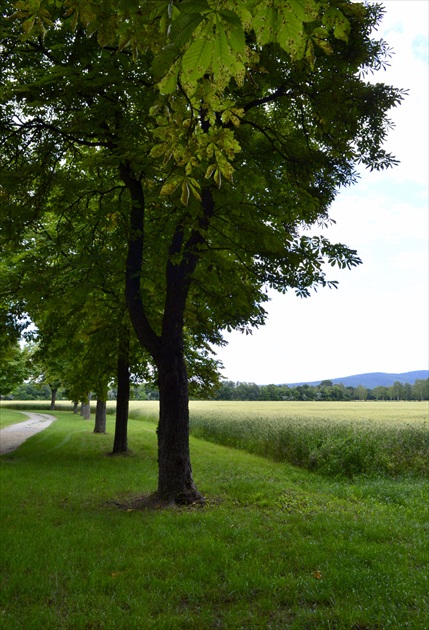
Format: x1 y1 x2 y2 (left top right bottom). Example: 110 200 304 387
126 400 429 478
3 400 428 477
0 406 428 628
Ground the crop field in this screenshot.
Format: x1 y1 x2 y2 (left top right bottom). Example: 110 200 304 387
124 400 429 478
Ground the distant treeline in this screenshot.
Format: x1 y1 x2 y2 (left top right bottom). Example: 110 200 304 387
212 379 429 401
7 378 429 403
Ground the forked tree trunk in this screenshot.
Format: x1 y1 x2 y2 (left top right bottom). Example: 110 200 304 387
156 341 203 504
112 333 130 454
121 165 212 502
94 398 107 433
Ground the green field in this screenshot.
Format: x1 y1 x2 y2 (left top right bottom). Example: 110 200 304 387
127 400 429 478
3 400 428 477
1 407 428 628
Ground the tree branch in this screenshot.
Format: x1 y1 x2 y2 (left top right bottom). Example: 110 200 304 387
119 161 160 361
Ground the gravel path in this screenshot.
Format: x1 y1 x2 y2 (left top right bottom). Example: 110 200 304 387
0 412 56 455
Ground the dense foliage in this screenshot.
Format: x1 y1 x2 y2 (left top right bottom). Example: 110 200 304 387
213 378 429 401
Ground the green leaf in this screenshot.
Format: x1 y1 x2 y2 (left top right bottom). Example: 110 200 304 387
277 9 304 56
333 13 351 43
253 7 277 46
157 60 180 94
149 144 168 159
322 7 351 43
212 22 234 80
171 12 204 48
22 16 35 34
178 0 211 14
205 164 217 179
225 23 245 54
152 44 180 79
218 10 242 29
187 177 201 200
288 0 318 22
181 181 190 206
181 37 214 83
160 174 184 196
313 36 333 55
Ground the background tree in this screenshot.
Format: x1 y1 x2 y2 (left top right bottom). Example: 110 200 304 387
0 302 30 397
372 385 389 401
413 379 429 402
389 381 405 402
0 339 29 398
355 384 368 401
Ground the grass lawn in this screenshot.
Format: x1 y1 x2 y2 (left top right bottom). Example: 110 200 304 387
0 407 36 430
1 411 428 629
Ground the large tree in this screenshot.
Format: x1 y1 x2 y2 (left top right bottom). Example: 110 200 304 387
1 1 404 503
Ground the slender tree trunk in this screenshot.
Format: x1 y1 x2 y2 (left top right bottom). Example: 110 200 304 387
81 393 91 420
49 386 57 411
73 401 79 414
94 398 107 433
111 332 130 454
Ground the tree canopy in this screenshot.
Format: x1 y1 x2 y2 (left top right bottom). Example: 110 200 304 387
0 0 405 503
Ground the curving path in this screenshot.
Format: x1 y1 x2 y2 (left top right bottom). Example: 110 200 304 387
0 412 56 455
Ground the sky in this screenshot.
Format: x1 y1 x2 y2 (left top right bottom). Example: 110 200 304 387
215 0 429 385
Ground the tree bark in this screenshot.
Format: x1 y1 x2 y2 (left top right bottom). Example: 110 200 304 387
73 401 79 414
157 339 202 504
94 398 107 433
111 332 130 453
154 188 214 503
49 386 57 411
81 393 91 419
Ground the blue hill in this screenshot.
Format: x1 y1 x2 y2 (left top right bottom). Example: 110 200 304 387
285 370 429 389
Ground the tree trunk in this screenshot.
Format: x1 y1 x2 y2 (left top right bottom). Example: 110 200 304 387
120 165 213 502
49 386 57 411
111 333 130 454
81 393 91 420
73 401 78 414
156 341 203 504
94 398 107 433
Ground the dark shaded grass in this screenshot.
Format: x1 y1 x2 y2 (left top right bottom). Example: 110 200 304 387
0 412 428 629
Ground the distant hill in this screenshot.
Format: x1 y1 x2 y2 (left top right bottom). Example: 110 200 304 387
285 370 429 389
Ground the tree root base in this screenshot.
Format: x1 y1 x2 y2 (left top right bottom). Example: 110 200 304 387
106 449 133 457
112 491 206 511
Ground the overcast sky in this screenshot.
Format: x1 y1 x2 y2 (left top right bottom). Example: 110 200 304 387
215 0 429 385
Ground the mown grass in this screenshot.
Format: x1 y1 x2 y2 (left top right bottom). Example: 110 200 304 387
0 407 36 429
1 411 428 629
